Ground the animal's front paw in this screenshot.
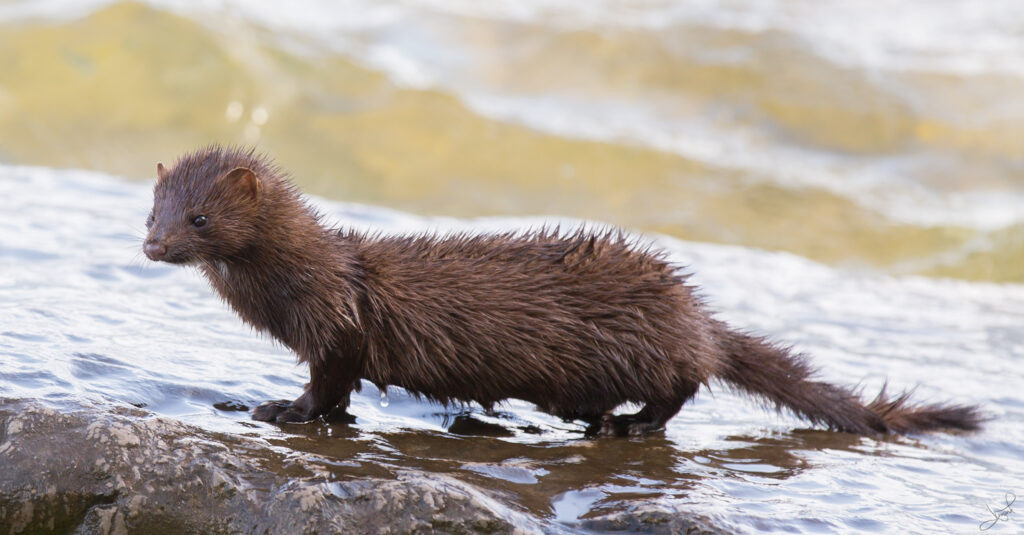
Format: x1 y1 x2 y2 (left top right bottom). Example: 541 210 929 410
252 400 314 423
274 406 315 423
253 400 290 421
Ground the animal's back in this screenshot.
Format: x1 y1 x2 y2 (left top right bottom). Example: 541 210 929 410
350 229 720 416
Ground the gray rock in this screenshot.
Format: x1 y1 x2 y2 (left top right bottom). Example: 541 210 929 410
0 399 539 535
580 505 720 534
0 400 724 534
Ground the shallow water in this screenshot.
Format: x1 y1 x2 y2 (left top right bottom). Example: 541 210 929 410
1 165 1022 533
1 1 1023 281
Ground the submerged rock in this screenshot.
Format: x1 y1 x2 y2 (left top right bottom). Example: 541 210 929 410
0 399 721 534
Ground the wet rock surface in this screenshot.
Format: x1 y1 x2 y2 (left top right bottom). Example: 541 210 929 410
0 400 721 534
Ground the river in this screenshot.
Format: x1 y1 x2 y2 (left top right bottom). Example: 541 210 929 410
1 1 1023 533
2 165 1022 533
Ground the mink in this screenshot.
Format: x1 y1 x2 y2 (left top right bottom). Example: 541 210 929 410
142 146 982 436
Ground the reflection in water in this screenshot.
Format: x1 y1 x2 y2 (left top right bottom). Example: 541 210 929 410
266 400 872 526
274 415 696 521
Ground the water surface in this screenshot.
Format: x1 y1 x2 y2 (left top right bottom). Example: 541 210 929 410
1 165 1021 533
1 0 1023 280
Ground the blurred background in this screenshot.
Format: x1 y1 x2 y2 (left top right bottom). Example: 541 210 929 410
1 0 1022 282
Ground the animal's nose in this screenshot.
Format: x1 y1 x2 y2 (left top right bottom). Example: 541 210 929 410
144 241 167 261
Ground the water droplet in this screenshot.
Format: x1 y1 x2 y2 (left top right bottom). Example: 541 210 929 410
379 387 389 408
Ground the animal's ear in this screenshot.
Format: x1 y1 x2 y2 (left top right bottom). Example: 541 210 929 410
156 162 168 184
219 167 262 201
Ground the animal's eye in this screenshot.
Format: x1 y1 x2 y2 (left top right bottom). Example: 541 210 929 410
146 212 154 228
192 215 208 228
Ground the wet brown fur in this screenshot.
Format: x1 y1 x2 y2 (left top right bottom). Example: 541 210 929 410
144 146 983 436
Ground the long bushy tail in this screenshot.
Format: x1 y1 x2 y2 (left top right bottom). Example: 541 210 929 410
713 323 983 434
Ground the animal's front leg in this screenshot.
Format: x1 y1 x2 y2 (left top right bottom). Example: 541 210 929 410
253 357 357 423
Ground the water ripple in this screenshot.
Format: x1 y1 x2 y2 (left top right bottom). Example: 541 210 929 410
0 164 1021 533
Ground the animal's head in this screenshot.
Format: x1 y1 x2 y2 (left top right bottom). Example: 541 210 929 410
144 147 266 264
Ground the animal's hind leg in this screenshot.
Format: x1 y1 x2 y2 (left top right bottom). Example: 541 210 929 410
579 411 612 437
549 406 616 437
600 381 699 437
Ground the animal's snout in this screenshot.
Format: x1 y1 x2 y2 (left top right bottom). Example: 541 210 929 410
144 240 168 261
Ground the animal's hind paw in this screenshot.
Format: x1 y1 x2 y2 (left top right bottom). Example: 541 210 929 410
597 413 665 437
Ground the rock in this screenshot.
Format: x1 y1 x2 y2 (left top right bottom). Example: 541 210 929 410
0 399 538 534
581 505 721 534
0 399 726 534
